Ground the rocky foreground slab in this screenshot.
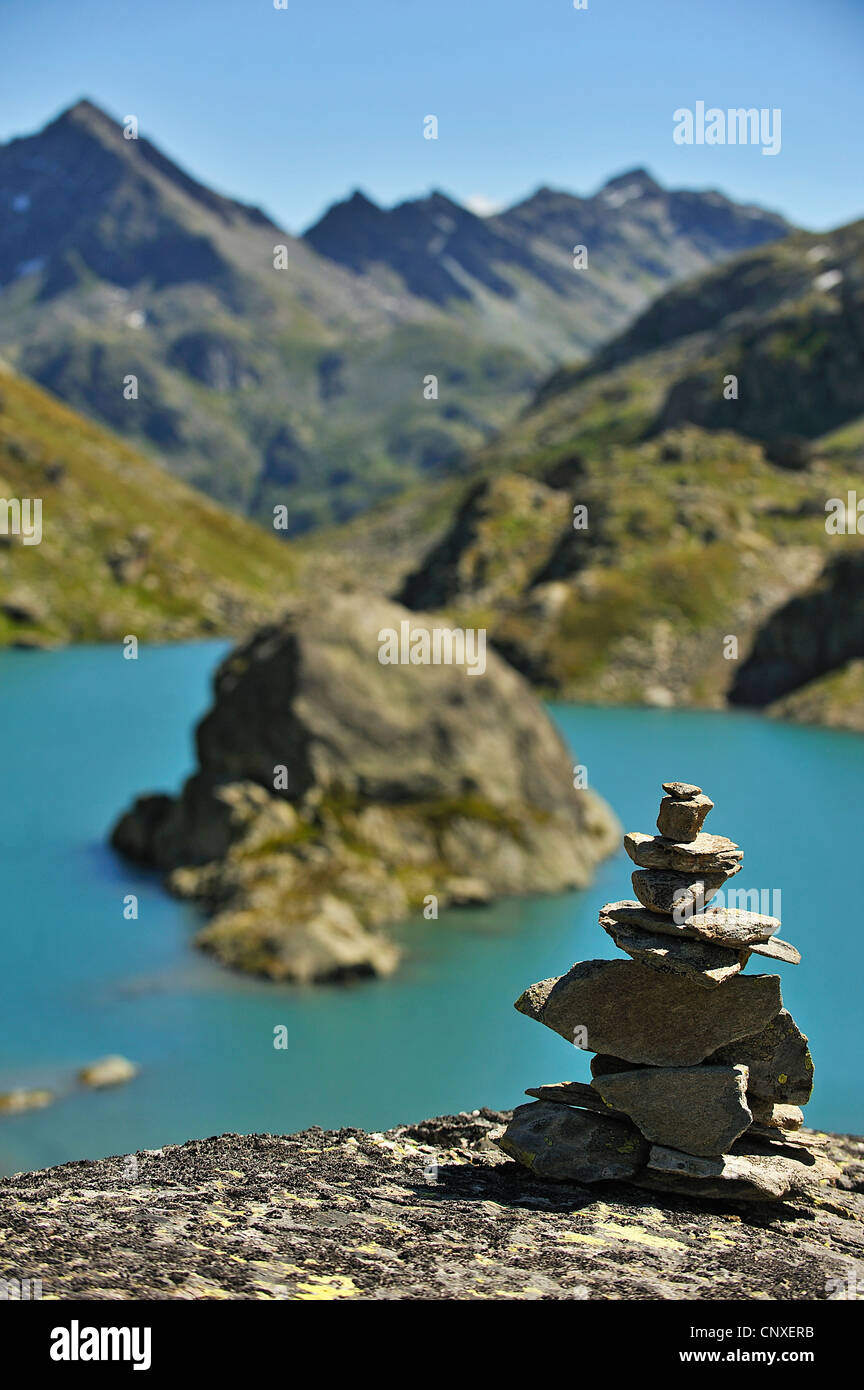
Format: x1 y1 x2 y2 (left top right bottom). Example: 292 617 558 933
1 1112 862 1301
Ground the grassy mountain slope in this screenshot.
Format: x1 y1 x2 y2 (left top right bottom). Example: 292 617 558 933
0 102 791 533
0 364 299 647
314 221 864 727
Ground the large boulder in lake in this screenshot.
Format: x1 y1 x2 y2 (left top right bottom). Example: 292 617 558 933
111 594 618 983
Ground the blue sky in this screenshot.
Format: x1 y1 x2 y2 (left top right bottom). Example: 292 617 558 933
0 0 861 232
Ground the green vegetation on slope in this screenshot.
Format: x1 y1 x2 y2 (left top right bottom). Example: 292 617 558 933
0 365 299 648
368 221 864 720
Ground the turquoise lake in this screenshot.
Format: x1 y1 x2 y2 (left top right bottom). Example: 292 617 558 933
1 641 861 1176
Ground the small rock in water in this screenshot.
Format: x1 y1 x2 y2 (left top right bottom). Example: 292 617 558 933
657 792 713 842
707 1009 814 1104
0 1088 54 1114
593 1064 753 1157
497 1101 648 1182
631 866 737 915
77 1056 139 1089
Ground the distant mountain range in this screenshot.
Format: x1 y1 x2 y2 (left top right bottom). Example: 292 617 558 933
0 99 791 532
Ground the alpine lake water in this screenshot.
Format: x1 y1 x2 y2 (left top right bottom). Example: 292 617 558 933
1 641 861 1176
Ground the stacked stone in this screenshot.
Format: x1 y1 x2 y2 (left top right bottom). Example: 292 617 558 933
497 780 837 1201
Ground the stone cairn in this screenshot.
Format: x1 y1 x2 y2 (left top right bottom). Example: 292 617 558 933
497 780 839 1201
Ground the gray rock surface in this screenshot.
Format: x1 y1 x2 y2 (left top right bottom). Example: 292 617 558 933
631 866 737 914
657 792 713 842
748 936 801 965
1 1112 861 1300
640 1138 839 1202
497 1101 649 1181
591 1054 645 1080
593 1065 753 1157
601 900 780 947
110 594 618 982
708 1009 815 1104
749 1099 804 1130
515 959 783 1065
524 1081 625 1114
599 910 749 988
624 830 743 873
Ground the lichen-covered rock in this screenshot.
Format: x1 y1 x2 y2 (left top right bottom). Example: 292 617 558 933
110 594 618 983
1 1112 861 1300
473 1101 649 1182
194 894 401 984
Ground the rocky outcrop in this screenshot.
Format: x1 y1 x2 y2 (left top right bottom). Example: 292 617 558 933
730 550 864 708
1 1111 861 1300
77 1056 139 1089
768 659 864 733
110 593 618 983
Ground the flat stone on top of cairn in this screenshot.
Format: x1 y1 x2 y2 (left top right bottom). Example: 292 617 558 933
496 778 833 1201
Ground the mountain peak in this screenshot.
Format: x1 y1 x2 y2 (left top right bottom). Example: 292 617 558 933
63 97 108 120
345 189 380 210
600 167 661 195
51 97 123 142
